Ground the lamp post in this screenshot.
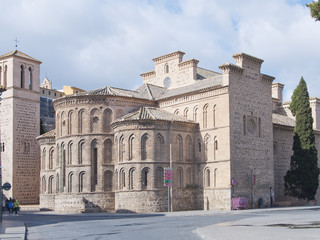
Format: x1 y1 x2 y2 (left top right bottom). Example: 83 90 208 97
0 85 7 222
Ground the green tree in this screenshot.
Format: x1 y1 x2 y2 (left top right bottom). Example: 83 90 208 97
284 77 320 201
307 1 320 21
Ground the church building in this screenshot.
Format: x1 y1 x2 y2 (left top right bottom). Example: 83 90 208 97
36 51 320 213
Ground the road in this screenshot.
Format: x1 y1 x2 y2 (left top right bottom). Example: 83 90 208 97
0 206 320 239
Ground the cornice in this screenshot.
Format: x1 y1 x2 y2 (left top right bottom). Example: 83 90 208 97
218 63 244 75
178 59 199 70
262 74 275 83
232 52 264 66
152 51 185 64
140 70 156 79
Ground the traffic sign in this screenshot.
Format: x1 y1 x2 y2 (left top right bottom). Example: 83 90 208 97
2 182 11 191
164 167 173 186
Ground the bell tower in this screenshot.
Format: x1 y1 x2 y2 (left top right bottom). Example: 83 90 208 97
0 50 41 204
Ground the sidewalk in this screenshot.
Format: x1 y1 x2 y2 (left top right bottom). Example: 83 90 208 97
0 213 26 239
195 206 320 240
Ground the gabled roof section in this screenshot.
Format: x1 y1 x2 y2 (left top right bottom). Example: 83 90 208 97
196 67 221 80
0 50 42 63
115 106 195 123
36 129 56 139
156 75 223 100
273 113 295 127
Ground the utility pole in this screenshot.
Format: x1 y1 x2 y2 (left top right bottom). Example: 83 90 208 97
0 86 7 222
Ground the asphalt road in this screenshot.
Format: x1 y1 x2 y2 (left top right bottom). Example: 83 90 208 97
1 207 320 239
1 211 251 240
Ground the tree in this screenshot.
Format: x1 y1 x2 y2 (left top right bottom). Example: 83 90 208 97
284 77 320 201
307 1 320 21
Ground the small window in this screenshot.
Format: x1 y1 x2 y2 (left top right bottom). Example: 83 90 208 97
60 94 62 97
54 93 57 96
49 91 51 95
42 90 45 94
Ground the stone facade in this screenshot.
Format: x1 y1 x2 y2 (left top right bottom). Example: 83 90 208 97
0 50 41 204
37 51 320 213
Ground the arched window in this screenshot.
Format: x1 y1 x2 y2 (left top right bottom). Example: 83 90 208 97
4 65 7 88
186 167 193 185
103 108 113 132
68 142 73 165
119 135 125 162
49 148 54 169
120 168 125 189
214 137 218 160
243 115 246 135
165 63 169 73
104 139 112 163
129 167 135 190
56 113 60 137
68 111 73 135
104 171 113 191
91 140 98 191
61 144 66 189
177 168 183 188
20 65 25 88
116 109 124 118
177 135 183 162
203 104 208 128
115 170 119 190
155 134 164 162
78 140 85 164
213 105 216 127
214 168 218 188
204 134 211 161
56 173 60 193
141 134 148 160
184 108 189 118
42 176 46 194
186 136 192 162
60 111 65 136
205 168 210 187
90 108 99 133
56 144 60 167
79 172 85 193
142 168 149 189
42 148 46 170
258 117 261 137
78 109 85 133
68 172 73 193
48 176 54 194
128 134 134 160
198 139 201 153
155 167 164 188
28 67 33 90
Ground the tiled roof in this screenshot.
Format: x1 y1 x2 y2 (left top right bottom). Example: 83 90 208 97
196 67 221 80
115 106 195 123
156 75 223 100
272 113 295 127
37 129 56 139
0 50 42 63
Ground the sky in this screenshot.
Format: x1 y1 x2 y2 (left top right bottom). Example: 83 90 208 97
0 0 319 101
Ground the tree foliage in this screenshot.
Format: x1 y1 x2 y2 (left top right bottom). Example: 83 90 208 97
307 1 320 21
284 77 320 201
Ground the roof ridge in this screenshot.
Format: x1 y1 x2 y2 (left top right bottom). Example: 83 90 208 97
145 84 155 100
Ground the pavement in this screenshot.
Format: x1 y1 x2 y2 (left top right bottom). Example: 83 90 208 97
0 206 319 239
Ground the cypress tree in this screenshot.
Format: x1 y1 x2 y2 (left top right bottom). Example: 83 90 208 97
284 77 320 201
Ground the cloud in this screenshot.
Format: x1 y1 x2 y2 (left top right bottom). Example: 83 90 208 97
0 0 319 100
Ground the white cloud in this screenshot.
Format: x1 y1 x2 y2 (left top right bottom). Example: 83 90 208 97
0 0 319 100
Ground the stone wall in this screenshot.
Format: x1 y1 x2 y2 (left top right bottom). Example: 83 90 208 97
54 192 115 213
115 190 167 213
